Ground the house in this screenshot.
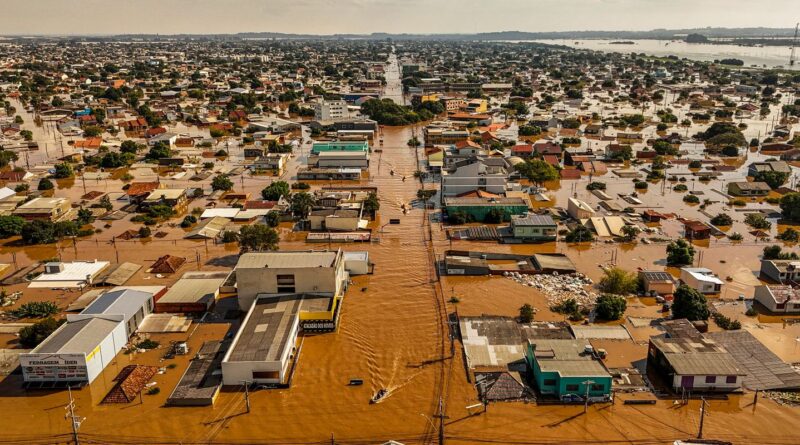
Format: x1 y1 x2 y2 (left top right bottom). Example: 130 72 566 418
533 141 562 157
727 181 770 197
567 198 594 220
12 197 72 222
184 217 231 240
683 220 711 240
20 286 164 385
440 161 508 198
29 260 111 289
443 197 528 222
639 271 676 295
747 160 791 177
680 268 723 294
754 285 800 313
313 150 370 169
581 216 627 238
252 153 289 175
509 214 557 242
760 259 800 283
140 188 188 213
525 339 612 402
648 334 744 392
150 255 186 274
424 128 469 147
308 209 366 232
125 182 162 205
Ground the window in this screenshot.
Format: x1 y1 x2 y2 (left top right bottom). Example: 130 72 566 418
565 384 579 392
543 379 556 386
253 371 280 380
277 274 296 293
726 375 737 384
591 384 604 391
705 376 716 384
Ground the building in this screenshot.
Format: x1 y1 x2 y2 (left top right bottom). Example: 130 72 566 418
20 287 163 385
252 153 290 175
648 335 745 392
525 339 613 401
683 220 711 240
155 271 229 313
680 268 723 294
760 259 800 283
566 198 594 220
29 260 111 289
440 161 509 197
139 189 188 213
424 128 469 147
509 214 557 242
311 140 369 155
727 181 770 197
308 209 366 232
12 197 72 222
235 250 347 311
443 197 528 222
639 271 676 295
754 285 800 313
314 150 370 169
313 100 348 121
747 160 791 177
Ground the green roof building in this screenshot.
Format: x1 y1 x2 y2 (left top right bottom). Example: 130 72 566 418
311 140 369 154
525 339 612 402
443 197 528 222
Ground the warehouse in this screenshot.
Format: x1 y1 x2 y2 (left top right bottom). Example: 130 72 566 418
20 287 164 386
155 271 229 313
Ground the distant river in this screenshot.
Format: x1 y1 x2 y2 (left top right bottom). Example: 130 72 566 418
529 39 799 70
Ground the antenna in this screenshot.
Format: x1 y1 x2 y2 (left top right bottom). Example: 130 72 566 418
791 22 799 67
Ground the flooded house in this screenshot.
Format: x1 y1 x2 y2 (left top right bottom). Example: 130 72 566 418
759 259 800 283
679 267 723 294
727 181 770 197
754 285 800 313
525 339 613 402
12 197 72 222
648 334 745 393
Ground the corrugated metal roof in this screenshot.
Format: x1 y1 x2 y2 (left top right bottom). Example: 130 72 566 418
32 317 119 355
236 251 338 269
82 289 153 321
158 273 226 305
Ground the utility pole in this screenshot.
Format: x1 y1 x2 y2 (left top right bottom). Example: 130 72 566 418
241 380 251 413
434 397 446 445
697 397 708 439
583 379 595 413
65 386 83 445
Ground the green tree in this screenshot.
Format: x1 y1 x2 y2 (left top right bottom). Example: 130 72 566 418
211 174 234 191
0 215 25 238
120 140 139 154
76 208 95 226
261 181 290 201
0 150 19 167
37 178 54 191
762 245 798 260
598 267 639 294
21 220 56 245
138 226 152 238
666 239 695 266
565 225 594 242
519 303 535 323
595 295 627 321
238 224 279 252
672 285 710 321
52 162 74 179
778 228 799 242
19 317 65 347
515 159 559 185
780 193 800 222
145 142 171 160
363 192 380 218
265 211 280 228
754 170 789 189
710 213 733 226
744 213 771 230
290 192 315 219
621 225 640 242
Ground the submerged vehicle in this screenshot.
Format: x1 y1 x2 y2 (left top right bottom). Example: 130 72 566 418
370 388 389 404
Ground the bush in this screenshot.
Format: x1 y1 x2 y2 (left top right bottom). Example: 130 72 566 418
598 267 639 294
688 160 702 168
778 228 800 242
147 387 161 395
291 182 310 190
138 226 152 238
762 245 798 260
221 230 238 243
519 304 535 323
673 184 688 192
586 181 606 191
712 312 741 330
780 193 800 222
10 301 59 318
595 295 627 320
683 194 700 204
728 232 743 241
136 339 159 349
744 213 771 230
551 298 579 316
38 178 54 191
0 215 25 238
731 199 746 207
667 239 695 266
180 215 197 228
710 213 733 226
448 211 473 225
634 181 648 190
565 225 594 242
18 317 65 347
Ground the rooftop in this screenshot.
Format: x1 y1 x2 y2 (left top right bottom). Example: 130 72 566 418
236 250 340 269
32 317 120 355
226 296 302 363
530 339 611 378
651 336 744 376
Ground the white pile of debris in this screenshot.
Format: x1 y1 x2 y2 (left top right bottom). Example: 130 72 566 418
503 271 598 306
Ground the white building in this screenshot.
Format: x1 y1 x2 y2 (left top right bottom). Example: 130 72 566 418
754 285 800 313
440 161 508 197
680 268 723 294
29 260 111 289
20 287 163 385
567 197 595 220
313 100 348 121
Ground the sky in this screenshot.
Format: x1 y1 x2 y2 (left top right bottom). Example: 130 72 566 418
2 0 798 35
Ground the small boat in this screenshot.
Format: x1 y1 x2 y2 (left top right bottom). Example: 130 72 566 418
370 388 389 404
348 379 363 386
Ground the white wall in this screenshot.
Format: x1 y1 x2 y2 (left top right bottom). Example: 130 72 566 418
672 374 741 391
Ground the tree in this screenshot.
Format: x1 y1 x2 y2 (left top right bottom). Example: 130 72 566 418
762 245 799 260
515 159 559 185
52 162 74 179
21 220 56 245
77 208 95 225
120 140 139 154
778 228 799 242
38 178 54 191
261 181 290 201
211 174 234 191
363 192 380 218
744 213 771 230
19 317 65 347
565 225 594 242
780 193 800 222
598 267 639 294
265 211 280 228
595 295 627 320
238 224 279 252
653 140 677 156
100 152 130 168
145 142 171 160
672 285 710 321
621 225 640 242
754 170 789 189
0 150 19 167
710 213 733 226
138 226 152 238
290 192 315 219
519 304 535 323
666 239 695 266
0 215 25 238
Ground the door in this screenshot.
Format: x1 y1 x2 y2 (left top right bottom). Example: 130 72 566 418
680 375 694 389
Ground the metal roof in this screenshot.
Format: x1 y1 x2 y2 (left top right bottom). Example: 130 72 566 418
226 296 301 363
511 214 556 227
236 250 339 269
32 317 119 355
651 337 744 376
530 339 611 378
82 288 153 321
708 330 800 390
158 272 227 305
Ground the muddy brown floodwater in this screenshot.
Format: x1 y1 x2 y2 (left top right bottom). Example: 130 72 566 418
1 124 800 445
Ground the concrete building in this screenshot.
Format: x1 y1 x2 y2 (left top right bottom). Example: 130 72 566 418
155 271 229 313
308 209 366 232
509 214 557 242
648 335 745 392
754 285 800 313
251 153 290 175
639 271 676 296
727 181 770 197
20 287 163 385
13 197 72 222
311 140 368 155
567 197 595 220
440 161 509 197
760 259 800 283
314 150 369 169
525 339 612 402
313 100 348 121
29 260 111 289
680 268 723 294
443 197 528 222
140 188 188 213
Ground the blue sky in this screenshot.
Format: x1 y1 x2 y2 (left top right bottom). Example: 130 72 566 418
2 0 797 35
